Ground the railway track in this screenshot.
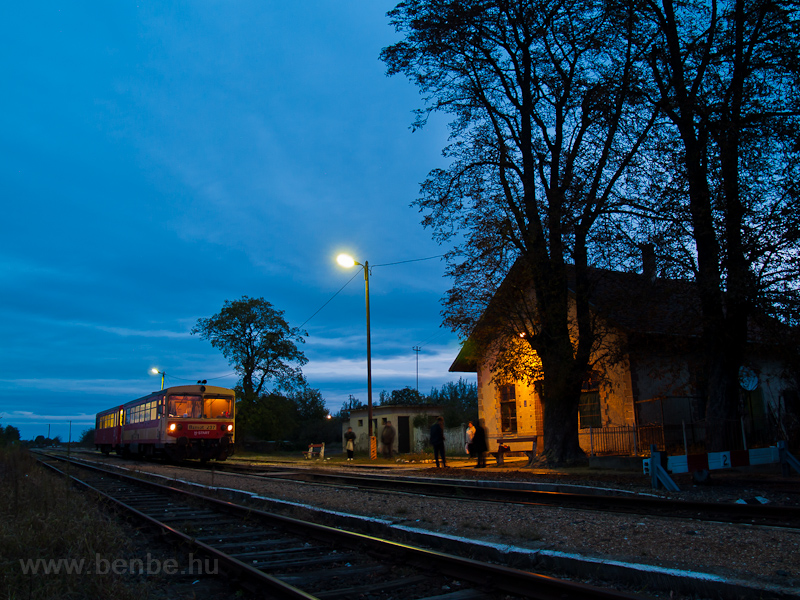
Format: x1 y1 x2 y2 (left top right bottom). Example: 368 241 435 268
200 461 800 529
35 454 648 600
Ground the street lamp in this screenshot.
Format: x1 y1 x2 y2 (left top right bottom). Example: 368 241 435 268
150 368 165 390
336 253 376 459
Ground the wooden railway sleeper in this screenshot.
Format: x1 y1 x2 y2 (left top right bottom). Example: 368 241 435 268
41 453 650 600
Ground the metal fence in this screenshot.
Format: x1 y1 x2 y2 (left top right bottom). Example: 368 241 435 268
578 418 774 456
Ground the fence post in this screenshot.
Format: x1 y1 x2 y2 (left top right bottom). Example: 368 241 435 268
682 420 688 455
589 427 594 457
778 440 800 476
741 417 747 452
648 444 680 491
633 426 638 456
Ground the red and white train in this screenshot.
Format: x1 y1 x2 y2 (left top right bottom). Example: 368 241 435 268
95 384 235 461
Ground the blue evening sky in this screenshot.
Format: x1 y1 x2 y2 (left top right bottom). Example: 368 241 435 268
0 1 470 441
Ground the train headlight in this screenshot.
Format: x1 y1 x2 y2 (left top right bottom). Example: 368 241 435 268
169 423 176 432
227 424 233 432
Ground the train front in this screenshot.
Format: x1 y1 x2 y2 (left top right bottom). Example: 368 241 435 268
163 385 235 461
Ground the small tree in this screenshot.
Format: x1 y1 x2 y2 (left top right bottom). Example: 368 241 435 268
235 392 299 442
378 387 427 406
192 296 307 402
78 428 95 447
429 379 478 426
338 395 364 419
289 383 329 421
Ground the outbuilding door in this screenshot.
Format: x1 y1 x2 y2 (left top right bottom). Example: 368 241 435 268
398 416 410 453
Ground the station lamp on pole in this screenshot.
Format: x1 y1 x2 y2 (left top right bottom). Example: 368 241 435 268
336 253 376 459
150 368 166 390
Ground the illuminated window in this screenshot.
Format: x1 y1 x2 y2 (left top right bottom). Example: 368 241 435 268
579 372 602 429
499 384 517 433
203 396 233 418
168 395 202 418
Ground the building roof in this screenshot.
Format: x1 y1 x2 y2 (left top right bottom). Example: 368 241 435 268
345 404 445 418
449 261 780 373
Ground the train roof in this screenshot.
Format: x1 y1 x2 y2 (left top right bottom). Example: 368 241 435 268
123 384 236 408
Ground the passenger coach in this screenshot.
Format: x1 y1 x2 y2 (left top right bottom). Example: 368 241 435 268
95 384 235 461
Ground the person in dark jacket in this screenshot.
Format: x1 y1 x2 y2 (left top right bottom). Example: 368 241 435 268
429 416 447 468
381 421 395 459
472 419 488 468
344 427 356 461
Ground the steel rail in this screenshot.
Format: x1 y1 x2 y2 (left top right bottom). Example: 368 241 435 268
39 454 648 600
37 458 319 600
258 469 800 527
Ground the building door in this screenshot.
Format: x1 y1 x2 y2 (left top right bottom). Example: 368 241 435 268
398 416 410 453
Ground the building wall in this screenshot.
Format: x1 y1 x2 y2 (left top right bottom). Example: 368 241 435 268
474 326 639 454
476 358 543 452
413 424 471 455
342 405 443 454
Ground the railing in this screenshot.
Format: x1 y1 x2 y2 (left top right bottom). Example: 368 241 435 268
578 418 774 457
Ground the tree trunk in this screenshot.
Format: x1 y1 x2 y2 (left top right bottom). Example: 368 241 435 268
540 345 585 463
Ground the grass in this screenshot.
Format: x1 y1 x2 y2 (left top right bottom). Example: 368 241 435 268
0 446 148 600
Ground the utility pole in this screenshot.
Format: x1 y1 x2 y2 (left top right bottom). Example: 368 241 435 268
413 346 421 392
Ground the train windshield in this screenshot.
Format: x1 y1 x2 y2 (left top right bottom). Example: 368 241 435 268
168 395 202 418
204 396 233 418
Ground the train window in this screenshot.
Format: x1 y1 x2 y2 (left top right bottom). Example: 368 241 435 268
168 395 202 418
203 396 233 418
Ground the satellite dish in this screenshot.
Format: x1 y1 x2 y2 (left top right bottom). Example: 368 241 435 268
739 366 759 391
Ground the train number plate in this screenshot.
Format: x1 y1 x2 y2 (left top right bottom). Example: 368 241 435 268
188 424 216 430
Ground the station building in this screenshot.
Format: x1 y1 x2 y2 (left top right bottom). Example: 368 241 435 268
449 262 798 456
342 404 453 454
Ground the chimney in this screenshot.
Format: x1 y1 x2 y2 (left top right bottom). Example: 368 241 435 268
639 243 656 283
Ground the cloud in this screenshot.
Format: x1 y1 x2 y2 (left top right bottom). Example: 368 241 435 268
0 378 152 396
93 325 189 339
2 411 95 424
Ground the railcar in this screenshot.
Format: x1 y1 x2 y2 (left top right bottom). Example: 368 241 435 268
94 384 235 461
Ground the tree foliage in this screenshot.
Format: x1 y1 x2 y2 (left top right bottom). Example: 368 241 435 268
0 425 21 446
78 427 95 446
640 0 800 448
429 378 479 426
192 296 307 402
378 386 426 406
382 0 656 462
337 395 365 419
376 379 479 427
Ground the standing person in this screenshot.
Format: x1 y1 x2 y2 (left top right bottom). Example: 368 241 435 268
429 416 447 468
381 421 396 459
344 427 356 461
472 418 488 468
465 421 476 458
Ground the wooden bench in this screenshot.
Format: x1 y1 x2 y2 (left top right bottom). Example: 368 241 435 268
303 443 325 459
491 436 538 466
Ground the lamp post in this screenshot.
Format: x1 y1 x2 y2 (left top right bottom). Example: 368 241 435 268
336 253 376 459
150 368 165 390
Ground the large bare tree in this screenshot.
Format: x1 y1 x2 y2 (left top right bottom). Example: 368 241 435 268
382 0 656 462
644 0 800 449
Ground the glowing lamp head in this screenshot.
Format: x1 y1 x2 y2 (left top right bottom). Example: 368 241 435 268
336 254 356 268
150 368 159 375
